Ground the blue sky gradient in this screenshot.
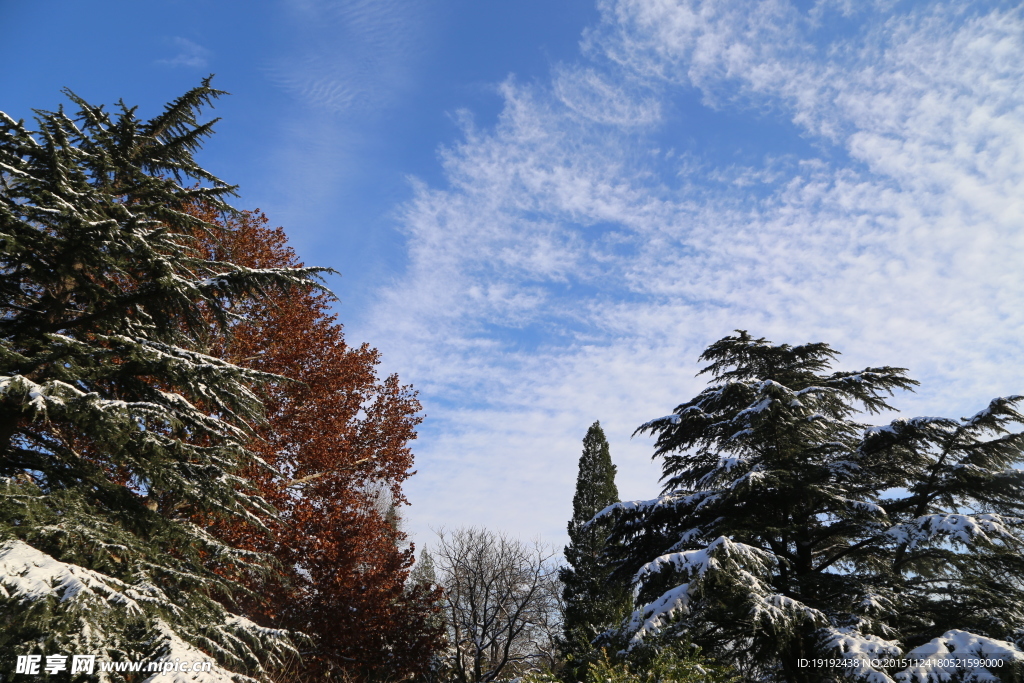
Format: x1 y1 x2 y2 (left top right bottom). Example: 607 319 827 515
3 0 1022 553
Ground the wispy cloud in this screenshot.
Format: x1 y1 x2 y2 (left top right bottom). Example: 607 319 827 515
156 37 210 69
268 0 431 114
254 0 438 264
354 1 1024 547
552 64 662 127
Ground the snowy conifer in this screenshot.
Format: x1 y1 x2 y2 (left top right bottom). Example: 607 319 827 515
0 81 328 680
560 421 631 680
411 549 439 591
408 550 450 683
410 549 447 638
597 332 1024 683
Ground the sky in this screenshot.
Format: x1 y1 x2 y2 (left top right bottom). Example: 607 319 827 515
2 0 1023 555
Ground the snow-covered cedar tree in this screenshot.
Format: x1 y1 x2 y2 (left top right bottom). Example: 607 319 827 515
596 331 1024 683
0 81 329 681
559 421 632 681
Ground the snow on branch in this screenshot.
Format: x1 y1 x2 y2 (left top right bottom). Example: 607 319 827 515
963 395 1024 428
0 539 143 613
586 491 717 528
884 513 1022 548
820 624 1024 682
625 582 692 645
142 619 246 683
821 627 902 683
625 537 798 648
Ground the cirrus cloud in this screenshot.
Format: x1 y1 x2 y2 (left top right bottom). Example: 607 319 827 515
356 1 1024 548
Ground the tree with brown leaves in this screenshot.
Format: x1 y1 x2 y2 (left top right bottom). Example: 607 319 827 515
193 205 444 681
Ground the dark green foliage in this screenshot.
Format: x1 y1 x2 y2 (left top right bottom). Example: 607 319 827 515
410 549 447 636
560 421 631 681
584 644 735 683
602 331 1024 683
0 81 330 679
522 641 735 683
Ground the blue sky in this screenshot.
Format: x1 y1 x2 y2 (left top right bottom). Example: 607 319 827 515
3 0 1023 553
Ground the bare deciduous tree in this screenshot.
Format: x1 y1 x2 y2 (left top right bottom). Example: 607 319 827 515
434 527 561 683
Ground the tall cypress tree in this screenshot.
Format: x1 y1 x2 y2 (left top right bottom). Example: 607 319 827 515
0 81 328 679
559 421 631 680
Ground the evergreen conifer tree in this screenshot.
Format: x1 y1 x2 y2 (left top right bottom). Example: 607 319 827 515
599 332 1024 683
560 422 631 681
410 549 447 645
408 550 450 683
0 81 327 680
410 549 439 591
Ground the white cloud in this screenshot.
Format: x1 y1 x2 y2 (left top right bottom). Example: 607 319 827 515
552 64 662 127
355 1 1024 548
157 37 210 69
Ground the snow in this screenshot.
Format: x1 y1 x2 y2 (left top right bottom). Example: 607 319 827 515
587 491 716 525
634 546 717 583
0 541 295 681
0 539 142 614
964 396 1023 426
884 513 1018 547
863 417 957 441
625 582 692 646
822 627 902 683
626 537 783 647
639 414 681 429
830 460 863 475
667 527 707 548
728 469 768 489
717 456 746 471
736 397 773 418
908 416 957 429
834 496 887 516
223 613 293 641
141 620 247 683
747 591 824 630
864 424 897 436
857 592 893 613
